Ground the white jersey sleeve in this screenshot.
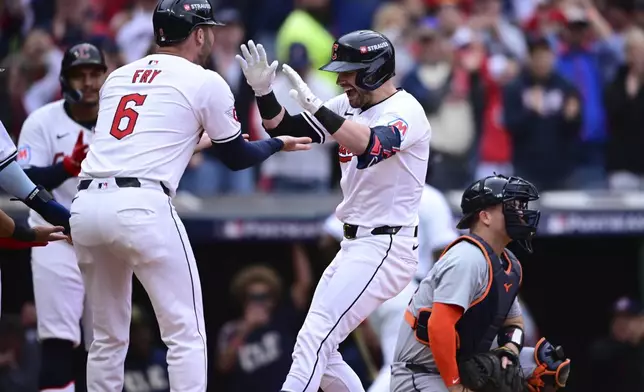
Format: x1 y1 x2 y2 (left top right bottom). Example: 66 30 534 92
16 114 52 168
0 122 17 166
196 71 241 144
372 109 429 151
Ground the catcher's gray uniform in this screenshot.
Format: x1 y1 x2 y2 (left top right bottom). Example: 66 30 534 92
390 238 532 391
390 348 539 392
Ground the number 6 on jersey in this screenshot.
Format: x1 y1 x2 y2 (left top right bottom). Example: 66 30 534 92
110 93 147 140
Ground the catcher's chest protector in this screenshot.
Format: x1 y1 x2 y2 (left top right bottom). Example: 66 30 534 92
452 234 522 358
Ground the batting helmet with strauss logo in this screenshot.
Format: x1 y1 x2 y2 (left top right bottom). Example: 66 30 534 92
320 30 396 91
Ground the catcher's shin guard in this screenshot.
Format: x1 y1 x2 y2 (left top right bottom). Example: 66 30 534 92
526 338 571 392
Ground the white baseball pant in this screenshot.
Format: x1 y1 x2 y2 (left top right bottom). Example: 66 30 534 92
31 240 93 349
282 229 418 392
70 178 207 392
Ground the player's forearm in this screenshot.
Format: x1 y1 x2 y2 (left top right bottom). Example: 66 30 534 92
23 163 74 190
428 303 464 388
0 160 39 200
257 92 286 130
256 92 324 142
211 132 283 171
313 107 370 154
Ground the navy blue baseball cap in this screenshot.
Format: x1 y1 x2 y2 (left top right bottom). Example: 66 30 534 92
288 42 310 70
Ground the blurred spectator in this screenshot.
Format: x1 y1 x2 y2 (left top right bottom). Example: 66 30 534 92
371 2 415 83
115 0 157 64
635 0 644 31
101 38 126 74
469 0 528 61
589 296 644 391
503 35 581 190
603 0 639 65
470 36 520 180
332 0 382 37
47 0 107 49
435 2 466 39
554 3 619 189
522 0 568 40
276 0 337 87
18 28 63 115
180 8 256 196
0 314 40 392
258 43 337 193
605 28 644 191
401 20 476 190
216 245 312 392
124 305 169 392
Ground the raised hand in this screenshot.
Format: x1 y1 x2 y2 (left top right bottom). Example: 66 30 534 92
63 132 89 176
282 64 323 114
235 40 279 96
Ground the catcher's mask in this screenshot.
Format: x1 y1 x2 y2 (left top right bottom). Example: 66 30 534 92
457 174 541 253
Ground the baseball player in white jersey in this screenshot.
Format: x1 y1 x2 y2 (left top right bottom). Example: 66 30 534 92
0 123 68 314
322 184 458 392
16 42 109 392
69 1 310 391
391 175 571 392
237 29 431 392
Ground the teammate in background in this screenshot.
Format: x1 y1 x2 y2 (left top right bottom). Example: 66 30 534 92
322 183 458 392
16 42 107 392
69 1 310 391
391 174 571 392
237 30 431 392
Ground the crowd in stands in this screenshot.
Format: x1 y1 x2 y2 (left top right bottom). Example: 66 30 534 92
2 0 644 197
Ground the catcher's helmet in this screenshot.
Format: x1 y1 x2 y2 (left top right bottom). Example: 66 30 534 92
153 0 224 47
457 174 541 252
320 30 395 91
60 43 107 104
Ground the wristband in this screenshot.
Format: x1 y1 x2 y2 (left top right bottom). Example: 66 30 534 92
256 91 283 120
313 106 345 135
11 224 36 242
497 325 524 353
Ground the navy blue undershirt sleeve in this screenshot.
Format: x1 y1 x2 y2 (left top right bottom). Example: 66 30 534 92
210 133 284 171
23 163 73 191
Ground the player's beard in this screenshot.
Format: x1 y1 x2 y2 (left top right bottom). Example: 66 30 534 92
347 87 370 109
197 33 214 66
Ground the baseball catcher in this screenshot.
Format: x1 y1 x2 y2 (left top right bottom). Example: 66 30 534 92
389 174 571 391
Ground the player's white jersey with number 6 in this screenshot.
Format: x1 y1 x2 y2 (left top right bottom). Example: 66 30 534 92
309 90 431 228
81 54 241 195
